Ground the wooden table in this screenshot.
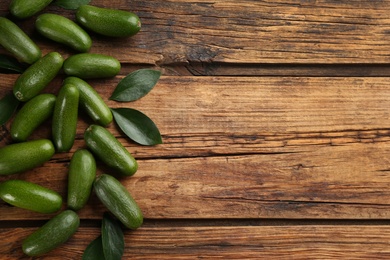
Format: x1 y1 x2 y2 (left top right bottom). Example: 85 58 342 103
2 0 390 258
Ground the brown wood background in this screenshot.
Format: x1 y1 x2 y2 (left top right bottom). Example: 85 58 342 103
2 0 390 259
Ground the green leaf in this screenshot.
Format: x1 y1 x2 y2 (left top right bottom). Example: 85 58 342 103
53 0 91 10
111 107 162 146
82 236 105 260
0 93 20 125
110 69 161 102
0 54 25 73
102 213 124 260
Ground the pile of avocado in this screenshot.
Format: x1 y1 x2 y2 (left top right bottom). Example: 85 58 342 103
0 0 144 257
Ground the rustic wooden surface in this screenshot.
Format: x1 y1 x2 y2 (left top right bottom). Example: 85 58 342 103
2 0 390 259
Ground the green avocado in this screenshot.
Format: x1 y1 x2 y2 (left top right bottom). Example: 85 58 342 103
10 94 56 142
94 174 143 229
0 179 62 214
63 53 121 79
22 210 80 256
13 52 63 102
67 149 96 211
0 17 41 64
63 77 113 126
10 0 53 19
36 13 92 52
52 84 79 152
0 139 55 175
76 5 141 37
84 124 138 176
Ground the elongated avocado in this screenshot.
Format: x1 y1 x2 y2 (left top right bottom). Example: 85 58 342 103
13 52 63 102
52 84 79 152
36 13 92 52
22 210 80 256
76 5 141 37
63 53 120 79
67 149 96 211
0 139 55 175
10 93 56 142
0 17 41 64
94 174 143 229
0 180 62 213
63 77 112 126
84 124 138 176
10 0 53 19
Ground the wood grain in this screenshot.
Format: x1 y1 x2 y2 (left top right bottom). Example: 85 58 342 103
1 225 390 259
1 0 390 258
2 1 390 64
2 141 390 220
3 75 390 136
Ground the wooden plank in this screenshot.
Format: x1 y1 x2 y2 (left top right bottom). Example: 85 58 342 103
2 141 390 220
2 0 390 64
1 225 390 259
3 75 390 136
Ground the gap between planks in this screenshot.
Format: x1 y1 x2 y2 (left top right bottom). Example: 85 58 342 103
81 62 390 77
178 63 390 77
91 62 390 77
3 62 390 77
3 218 390 229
